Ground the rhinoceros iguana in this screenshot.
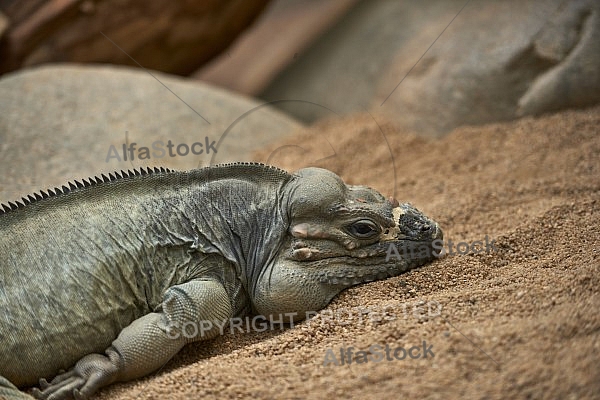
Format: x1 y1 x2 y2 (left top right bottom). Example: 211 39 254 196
0 163 442 399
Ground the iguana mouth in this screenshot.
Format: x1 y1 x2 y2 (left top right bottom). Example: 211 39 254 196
317 260 432 286
312 249 435 285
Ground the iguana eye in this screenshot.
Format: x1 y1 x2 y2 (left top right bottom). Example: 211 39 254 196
348 220 380 239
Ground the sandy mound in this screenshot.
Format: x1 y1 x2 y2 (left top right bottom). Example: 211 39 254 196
90 106 599 399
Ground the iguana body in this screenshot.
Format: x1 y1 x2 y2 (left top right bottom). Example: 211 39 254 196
0 163 442 399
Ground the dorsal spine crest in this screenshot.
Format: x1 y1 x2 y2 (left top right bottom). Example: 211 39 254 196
0 166 172 216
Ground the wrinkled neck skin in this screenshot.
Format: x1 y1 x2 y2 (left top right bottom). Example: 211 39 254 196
167 176 292 305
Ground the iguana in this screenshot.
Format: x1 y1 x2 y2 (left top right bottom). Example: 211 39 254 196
0 163 442 400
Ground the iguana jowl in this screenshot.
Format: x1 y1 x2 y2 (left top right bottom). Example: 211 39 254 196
0 163 442 399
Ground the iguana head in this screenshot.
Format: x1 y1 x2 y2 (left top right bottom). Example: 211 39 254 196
253 167 442 320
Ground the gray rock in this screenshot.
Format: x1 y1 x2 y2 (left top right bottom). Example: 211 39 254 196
260 0 599 137
517 0 600 116
0 64 301 202
374 0 600 136
260 0 466 123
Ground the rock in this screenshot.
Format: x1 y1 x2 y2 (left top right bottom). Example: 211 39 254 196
0 11 8 40
259 0 468 123
374 0 600 136
0 64 302 202
516 0 600 116
193 0 358 96
0 0 270 76
259 0 600 137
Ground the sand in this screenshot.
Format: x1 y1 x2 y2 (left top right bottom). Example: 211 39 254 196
76 106 599 399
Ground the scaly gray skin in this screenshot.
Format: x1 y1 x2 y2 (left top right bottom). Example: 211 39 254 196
0 163 442 400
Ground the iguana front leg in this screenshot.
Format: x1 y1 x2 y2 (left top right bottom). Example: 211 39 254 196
31 279 232 400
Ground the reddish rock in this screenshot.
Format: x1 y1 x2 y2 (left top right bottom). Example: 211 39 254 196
0 0 270 76
194 0 358 96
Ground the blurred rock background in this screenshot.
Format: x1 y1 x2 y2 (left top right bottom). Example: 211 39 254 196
1 0 599 201
252 0 599 136
2 0 598 136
